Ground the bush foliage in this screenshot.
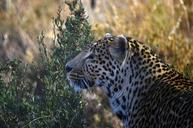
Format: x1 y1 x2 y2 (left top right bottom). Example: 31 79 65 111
0 0 93 127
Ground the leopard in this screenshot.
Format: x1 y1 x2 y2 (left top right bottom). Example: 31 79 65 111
66 33 193 128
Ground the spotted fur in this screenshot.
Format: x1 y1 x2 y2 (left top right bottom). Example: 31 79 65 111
66 33 193 128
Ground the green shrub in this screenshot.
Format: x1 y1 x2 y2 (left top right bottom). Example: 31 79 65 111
0 0 93 127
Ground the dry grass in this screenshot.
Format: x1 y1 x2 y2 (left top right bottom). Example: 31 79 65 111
0 0 62 38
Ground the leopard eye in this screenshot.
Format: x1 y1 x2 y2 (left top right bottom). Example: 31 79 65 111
85 54 95 60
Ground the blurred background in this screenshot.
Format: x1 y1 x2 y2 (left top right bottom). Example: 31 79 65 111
0 0 192 128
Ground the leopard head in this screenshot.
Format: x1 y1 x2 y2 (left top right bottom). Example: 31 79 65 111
66 34 129 93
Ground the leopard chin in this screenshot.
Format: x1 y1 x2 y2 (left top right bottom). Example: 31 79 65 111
67 74 94 93
68 80 83 93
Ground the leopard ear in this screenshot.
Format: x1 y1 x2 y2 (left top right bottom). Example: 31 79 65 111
105 33 113 38
109 35 127 62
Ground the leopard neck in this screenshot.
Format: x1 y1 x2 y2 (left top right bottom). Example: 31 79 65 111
106 40 171 124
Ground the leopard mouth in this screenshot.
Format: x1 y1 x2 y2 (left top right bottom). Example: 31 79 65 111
67 73 94 93
68 80 84 93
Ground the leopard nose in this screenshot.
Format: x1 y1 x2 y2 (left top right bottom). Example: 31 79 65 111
65 64 73 72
